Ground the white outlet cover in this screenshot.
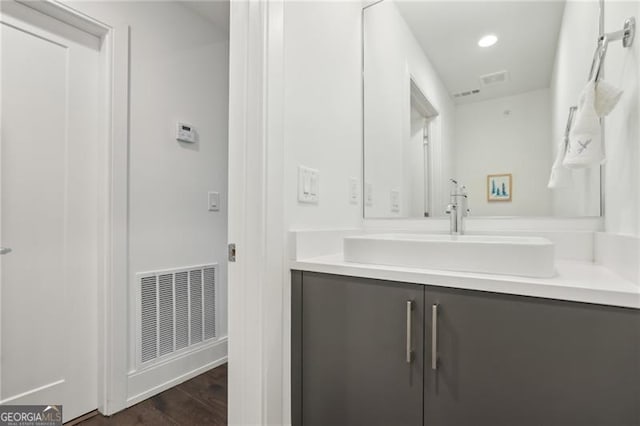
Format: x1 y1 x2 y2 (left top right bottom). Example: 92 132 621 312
348 177 359 205
390 189 400 212
365 182 373 206
310 172 319 197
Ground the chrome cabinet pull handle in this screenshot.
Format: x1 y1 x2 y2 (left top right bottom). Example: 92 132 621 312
406 300 413 364
432 304 439 370
0 247 12 255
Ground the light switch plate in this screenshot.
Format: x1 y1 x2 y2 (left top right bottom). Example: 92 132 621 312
348 177 359 205
390 189 400 212
365 182 373 206
298 166 319 204
208 191 220 211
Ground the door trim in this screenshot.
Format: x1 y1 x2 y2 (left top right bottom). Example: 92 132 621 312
228 0 286 424
99 22 130 416
5 0 131 416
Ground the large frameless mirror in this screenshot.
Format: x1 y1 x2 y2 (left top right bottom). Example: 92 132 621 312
363 0 603 219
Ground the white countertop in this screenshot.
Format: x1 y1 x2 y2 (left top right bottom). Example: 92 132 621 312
291 254 640 309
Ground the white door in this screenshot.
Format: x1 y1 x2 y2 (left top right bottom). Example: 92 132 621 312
1 1 101 421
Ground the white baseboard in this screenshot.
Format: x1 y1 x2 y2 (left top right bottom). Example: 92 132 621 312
126 337 228 407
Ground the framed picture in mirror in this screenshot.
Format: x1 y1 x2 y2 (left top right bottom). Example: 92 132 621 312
487 174 512 202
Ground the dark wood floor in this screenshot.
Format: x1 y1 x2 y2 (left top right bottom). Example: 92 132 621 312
77 363 227 426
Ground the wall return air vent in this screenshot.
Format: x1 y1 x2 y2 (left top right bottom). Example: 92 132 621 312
137 264 217 367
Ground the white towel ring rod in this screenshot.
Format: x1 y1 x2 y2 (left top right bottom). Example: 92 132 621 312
589 17 635 81
561 106 577 155
565 106 577 138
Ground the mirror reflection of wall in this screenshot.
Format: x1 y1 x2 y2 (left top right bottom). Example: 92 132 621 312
363 0 603 218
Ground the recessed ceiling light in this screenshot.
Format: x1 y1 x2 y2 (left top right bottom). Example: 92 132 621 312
478 34 498 48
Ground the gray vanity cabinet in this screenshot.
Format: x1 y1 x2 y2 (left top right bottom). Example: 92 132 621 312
424 286 640 426
292 271 640 426
292 271 424 426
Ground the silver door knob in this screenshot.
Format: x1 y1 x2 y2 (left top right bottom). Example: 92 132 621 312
0 247 12 255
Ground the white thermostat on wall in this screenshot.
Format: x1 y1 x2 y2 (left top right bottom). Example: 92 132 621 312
176 122 196 143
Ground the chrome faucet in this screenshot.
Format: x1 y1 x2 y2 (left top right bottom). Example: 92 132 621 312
445 179 469 235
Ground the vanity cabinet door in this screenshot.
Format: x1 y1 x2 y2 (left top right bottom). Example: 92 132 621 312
424 286 640 426
293 271 424 426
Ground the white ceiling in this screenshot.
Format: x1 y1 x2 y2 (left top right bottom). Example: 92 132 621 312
180 0 230 32
395 0 566 104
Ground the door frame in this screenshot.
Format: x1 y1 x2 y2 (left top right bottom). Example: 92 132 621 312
1 0 131 416
228 0 287 424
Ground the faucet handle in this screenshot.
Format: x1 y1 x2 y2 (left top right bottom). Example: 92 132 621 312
449 179 468 196
449 178 458 191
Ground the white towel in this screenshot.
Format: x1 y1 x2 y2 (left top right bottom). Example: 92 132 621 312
594 80 623 116
563 81 604 168
548 136 573 188
562 79 623 169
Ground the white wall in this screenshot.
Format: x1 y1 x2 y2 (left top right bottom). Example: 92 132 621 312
601 1 640 236
551 1 639 232
284 1 363 230
455 89 553 216
66 0 229 404
363 0 455 218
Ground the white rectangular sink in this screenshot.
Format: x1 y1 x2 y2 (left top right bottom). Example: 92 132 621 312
343 233 555 278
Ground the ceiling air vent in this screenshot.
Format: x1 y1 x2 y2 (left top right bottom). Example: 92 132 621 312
480 70 509 86
453 88 481 98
